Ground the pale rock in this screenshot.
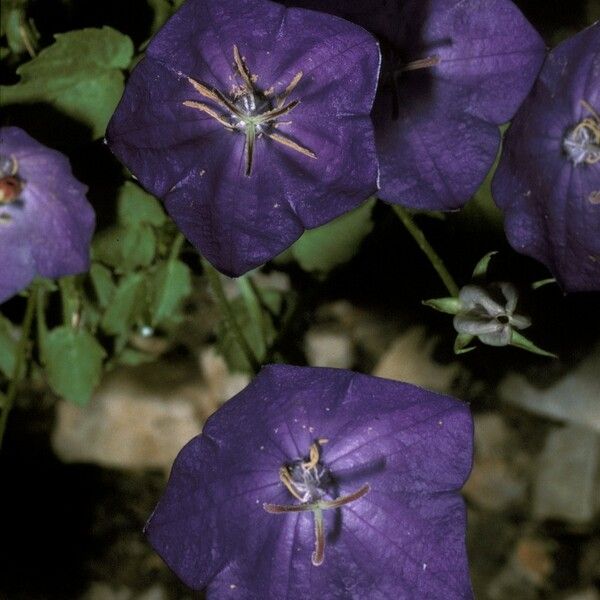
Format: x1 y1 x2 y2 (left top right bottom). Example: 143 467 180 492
373 326 461 393
563 590 600 600
305 329 354 369
500 345 600 431
199 347 251 403
82 583 131 600
463 413 528 511
533 425 600 524
487 537 554 600
52 369 201 471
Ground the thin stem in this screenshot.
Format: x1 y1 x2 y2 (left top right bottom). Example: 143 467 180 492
391 205 460 297
0 287 37 449
201 258 261 374
169 232 186 263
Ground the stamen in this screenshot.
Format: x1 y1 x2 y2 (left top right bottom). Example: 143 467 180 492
182 101 235 129
254 100 300 124
277 71 303 107
400 55 441 72
266 132 317 159
233 45 255 91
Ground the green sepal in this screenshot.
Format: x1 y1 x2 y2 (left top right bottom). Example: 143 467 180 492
454 333 476 354
510 331 557 358
423 297 462 315
531 278 556 290
44 325 106 405
472 251 498 279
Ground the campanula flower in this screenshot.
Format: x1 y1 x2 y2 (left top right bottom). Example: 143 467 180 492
0 127 95 304
492 23 600 292
106 0 380 277
282 0 546 210
145 364 474 599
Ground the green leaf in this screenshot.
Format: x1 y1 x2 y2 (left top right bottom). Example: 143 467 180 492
217 287 291 373
44 326 106 405
89 263 115 308
101 273 146 335
0 27 134 138
423 297 461 315
510 331 557 358
472 251 498 280
148 259 192 326
281 198 376 276
117 181 166 228
93 224 156 272
117 347 154 366
0 314 17 378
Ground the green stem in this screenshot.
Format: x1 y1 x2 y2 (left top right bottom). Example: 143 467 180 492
0 287 37 449
392 205 460 297
201 258 261 374
35 283 48 365
169 232 186 263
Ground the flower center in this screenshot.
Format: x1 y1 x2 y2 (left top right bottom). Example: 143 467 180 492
182 45 316 177
563 100 600 166
0 155 23 205
263 439 370 567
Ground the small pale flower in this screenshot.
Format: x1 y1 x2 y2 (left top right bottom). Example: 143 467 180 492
453 283 531 347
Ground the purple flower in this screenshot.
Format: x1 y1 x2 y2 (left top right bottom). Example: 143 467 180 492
492 23 600 292
282 0 546 210
0 127 95 304
106 0 380 277
146 365 474 598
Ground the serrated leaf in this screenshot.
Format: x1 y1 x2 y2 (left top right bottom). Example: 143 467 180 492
148 259 192 326
101 273 146 335
0 313 17 378
423 297 461 315
284 198 376 276
92 224 156 272
44 326 106 405
117 181 166 228
0 27 133 138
